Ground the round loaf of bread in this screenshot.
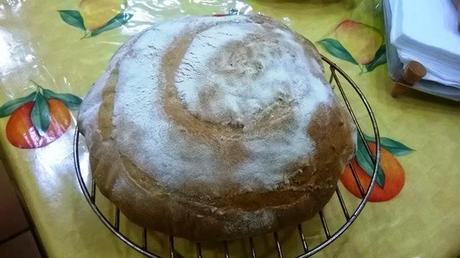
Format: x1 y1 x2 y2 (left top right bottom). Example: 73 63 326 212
78 14 355 241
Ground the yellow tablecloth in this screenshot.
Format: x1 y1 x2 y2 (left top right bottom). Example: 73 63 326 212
1 0 459 257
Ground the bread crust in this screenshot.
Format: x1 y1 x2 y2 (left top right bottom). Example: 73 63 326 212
78 14 355 241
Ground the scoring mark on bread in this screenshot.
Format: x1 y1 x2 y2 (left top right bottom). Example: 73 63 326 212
160 16 328 196
160 27 249 170
96 67 168 195
98 68 119 141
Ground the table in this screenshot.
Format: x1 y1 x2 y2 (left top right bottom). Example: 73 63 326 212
1 0 459 257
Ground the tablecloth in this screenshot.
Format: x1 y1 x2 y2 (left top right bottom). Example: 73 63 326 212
0 0 459 257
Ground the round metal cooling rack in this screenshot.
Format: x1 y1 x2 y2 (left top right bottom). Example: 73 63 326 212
73 55 381 258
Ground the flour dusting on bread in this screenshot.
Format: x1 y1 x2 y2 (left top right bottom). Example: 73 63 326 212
78 14 355 241
107 15 334 192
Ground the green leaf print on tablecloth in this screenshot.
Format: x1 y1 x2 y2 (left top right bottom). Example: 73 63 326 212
58 0 132 38
30 92 50 136
318 38 359 65
58 10 86 31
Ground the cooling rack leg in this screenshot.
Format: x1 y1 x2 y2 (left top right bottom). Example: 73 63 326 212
297 224 308 252
273 232 284 258
249 237 257 258
348 163 366 198
142 228 147 250
169 236 175 258
223 241 230 258
335 188 350 220
114 208 120 230
90 181 96 203
196 243 203 258
318 211 331 239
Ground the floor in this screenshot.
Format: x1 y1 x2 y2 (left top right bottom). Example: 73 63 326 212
0 160 43 258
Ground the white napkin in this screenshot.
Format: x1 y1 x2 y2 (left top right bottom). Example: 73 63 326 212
389 0 460 88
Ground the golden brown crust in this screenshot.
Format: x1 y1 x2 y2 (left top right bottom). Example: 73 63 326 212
89 99 354 241
79 14 355 241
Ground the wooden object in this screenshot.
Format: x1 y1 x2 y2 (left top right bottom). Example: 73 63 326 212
0 161 28 242
391 61 427 98
453 0 460 32
0 231 42 258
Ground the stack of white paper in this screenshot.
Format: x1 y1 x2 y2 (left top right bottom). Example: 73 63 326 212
388 0 460 88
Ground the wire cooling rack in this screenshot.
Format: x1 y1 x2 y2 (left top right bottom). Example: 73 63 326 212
73 55 381 257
